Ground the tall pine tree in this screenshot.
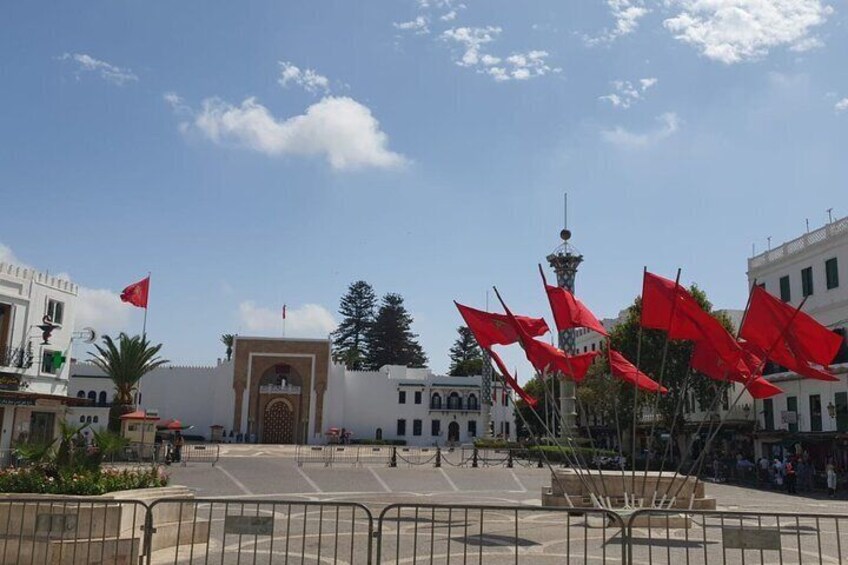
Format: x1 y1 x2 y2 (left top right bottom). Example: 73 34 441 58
331 281 376 370
365 293 428 369
448 326 484 376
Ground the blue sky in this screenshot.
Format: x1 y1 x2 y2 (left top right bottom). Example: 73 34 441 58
1 1 847 376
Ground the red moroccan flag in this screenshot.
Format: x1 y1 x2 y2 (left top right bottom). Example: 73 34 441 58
608 349 668 393
740 285 842 379
489 349 538 408
454 302 549 350
120 276 150 309
641 272 741 366
691 341 783 399
544 284 609 336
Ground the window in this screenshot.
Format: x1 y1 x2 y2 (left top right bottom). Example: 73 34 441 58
801 267 814 297
835 392 848 433
430 393 442 409
468 420 477 437
504 422 510 436
76 391 85 398
591 343 596 351
396 419 406 436
467 394 478 410
98 391 107 405
398 390 406 404
79 415 85 423
780 275 791 302
414 390 422 404
810 394 822 432
46 299 64 325
431 419 441 436
29 412 55 444
93 416 99 423
762 398 774 431
787 396 798 433
128 423 139 432
447 392 461 410
87 391 96 403
722 388 729 410
412 419 422 436
826 258 839 289
41 351 58 374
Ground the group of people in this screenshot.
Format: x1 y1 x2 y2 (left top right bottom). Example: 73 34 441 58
756 455 839 497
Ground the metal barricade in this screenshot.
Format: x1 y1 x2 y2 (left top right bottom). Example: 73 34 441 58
376 503 626 564
357 446 392 466
295 445 331 466
179 444 220 466
395 447 438 466
147 498 374 564
626 508 848 565
0 497 149 565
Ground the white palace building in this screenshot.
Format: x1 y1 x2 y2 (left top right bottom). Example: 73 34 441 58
69 336 516 447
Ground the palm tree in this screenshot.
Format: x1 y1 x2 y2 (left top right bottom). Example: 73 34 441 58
221 333 235 361
89 334 168 429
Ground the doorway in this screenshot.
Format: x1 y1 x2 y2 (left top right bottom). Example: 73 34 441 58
447 421 460 443
262 400 295 444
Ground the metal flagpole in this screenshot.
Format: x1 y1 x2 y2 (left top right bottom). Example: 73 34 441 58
136 272 150 410
629 267 647 502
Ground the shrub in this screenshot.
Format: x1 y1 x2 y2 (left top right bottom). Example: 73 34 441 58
0 466 168 495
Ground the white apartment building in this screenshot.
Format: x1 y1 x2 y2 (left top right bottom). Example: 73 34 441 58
747 215 848 466
0 261 82 453
69 336 516 447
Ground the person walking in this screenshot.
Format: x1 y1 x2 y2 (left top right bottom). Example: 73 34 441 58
785 458 797 494
173 431 185 463
826 460 838 498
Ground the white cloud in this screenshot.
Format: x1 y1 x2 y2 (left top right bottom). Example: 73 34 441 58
394 16 431 35
58 52 138 85
185 96 406 171
278 61 331 95
586 0 649 45
836 98 848 113
601 112 680 147
0 243 24 267
663 0 833 64
600 77 658 108
238 301 336 338
75 287 132 336
440 10 458 22
441 28 560 82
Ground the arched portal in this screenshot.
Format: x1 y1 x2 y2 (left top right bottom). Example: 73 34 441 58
262 399 295 444
447 421 460 443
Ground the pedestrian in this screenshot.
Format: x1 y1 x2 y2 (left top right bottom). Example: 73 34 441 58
773 459 784 489
173 431 185 463
785 458 797 494
826 460 838 497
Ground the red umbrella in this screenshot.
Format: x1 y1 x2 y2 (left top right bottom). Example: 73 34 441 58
157 419 191 430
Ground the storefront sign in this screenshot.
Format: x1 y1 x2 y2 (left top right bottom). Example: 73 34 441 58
0 396 35 406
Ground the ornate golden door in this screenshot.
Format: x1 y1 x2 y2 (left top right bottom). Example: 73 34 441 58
263 400 295 444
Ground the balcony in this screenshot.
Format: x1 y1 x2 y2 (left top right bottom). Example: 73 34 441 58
0 344 33 371
259 384 301 395
429 403 480 413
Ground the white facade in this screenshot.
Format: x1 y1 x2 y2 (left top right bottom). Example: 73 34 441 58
69 360 235 441
1 262 79 452
747 215 848 459
69 355 516 447
322 364 515 446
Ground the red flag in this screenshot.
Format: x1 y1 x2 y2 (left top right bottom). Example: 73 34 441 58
120 276 150 309
641 272 741 366
740 286 841 382
544 284 609 336
691 341 783 399
608 349 668 393
489 349 538 408
455 302 549 350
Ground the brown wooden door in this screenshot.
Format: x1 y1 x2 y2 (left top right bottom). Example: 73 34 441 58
262 401 295 444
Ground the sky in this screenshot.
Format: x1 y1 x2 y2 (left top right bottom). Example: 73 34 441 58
1 1 847 378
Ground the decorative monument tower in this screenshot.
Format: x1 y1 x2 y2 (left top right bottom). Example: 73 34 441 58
546 224 583 439
481 350 493 437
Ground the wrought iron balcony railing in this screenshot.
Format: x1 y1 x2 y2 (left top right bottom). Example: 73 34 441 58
0 344 33 370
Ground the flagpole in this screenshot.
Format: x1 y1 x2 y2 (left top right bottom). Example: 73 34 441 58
630 266 647 502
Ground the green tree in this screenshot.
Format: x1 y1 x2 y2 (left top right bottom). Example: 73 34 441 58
220 334 235 361
448 326 484 376
89 333 169 430
365 293 428 369
331 281 377 369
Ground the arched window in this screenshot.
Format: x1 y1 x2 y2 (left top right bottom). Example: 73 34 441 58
98 391 107 405
87 391 96 403
79 415 85 423
93 416 99 423
85 416 92 424
430 393 442 409
76 391 85 398
448 392 461 410
467 394 478 410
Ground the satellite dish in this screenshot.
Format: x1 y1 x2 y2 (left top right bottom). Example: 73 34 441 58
560 229 572 242
81 327 97 344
